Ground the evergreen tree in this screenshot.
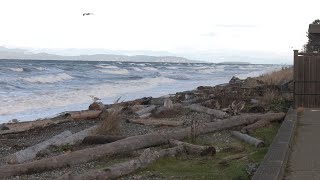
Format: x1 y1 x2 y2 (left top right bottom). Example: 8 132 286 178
304 19 320 52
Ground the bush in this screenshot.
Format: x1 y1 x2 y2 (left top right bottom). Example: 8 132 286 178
95 109 121 135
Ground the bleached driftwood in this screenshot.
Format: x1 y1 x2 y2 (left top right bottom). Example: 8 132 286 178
65 110 102 120
169 139 215 156
53 126 97 146
0 118 69 135
131 105 148 112
164 98 173 108
60 140 214 180
139 113 151 119
231 131 265 148
129 118 184 127
228 101 246 115
0 112 285 178
5 131 72 164
82 135 127 145
187 104 228 118
135 105 156 116
59 146 185 180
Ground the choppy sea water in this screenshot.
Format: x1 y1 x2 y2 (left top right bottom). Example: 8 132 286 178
0 60 285 123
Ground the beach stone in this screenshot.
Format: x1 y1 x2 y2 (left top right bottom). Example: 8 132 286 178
89 102 104 110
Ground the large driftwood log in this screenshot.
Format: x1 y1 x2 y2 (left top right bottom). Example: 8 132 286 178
5 131 72 164
82 135 127 145
59 146 185 180
0 112 285 178
53 126 97 146
169 139 216 156
128 118 184 127
187 104 228 118
241 120 271 134
231 131 265 148
152 103 182 113
65 110 102 120
0 118 69 135
135 105 156 116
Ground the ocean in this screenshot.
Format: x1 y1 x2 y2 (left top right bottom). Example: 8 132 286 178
0 60 285 123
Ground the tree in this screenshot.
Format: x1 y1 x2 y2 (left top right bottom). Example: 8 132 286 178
304 19 320 52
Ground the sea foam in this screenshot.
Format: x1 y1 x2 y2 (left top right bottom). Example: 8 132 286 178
23 73 73 83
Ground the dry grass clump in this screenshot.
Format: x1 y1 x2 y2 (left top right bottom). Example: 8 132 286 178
297 107 304 115
257 67 293 85
259 90 278 106
95 109 121 135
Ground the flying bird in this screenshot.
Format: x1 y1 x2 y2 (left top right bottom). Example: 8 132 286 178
83 13 94 16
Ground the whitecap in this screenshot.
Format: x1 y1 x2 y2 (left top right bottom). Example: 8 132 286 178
98 69 130 75
143 67 158 71
23 73 73 83
35 67 47 71
95 65 119 69
166 66 179 70
8 68 24 72
137 63 146 67
131 67 143 72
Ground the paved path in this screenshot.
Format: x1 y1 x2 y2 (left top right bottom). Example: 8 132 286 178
285 108 320 180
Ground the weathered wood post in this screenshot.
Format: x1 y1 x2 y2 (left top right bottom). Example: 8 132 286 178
293 50 298 108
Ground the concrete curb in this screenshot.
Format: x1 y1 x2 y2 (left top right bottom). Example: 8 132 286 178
252 108 297 180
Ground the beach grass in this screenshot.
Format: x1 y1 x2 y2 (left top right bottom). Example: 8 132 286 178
257 67 293 85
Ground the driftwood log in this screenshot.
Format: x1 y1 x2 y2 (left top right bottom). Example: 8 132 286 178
65 110 102 120
231 131 265 148
135 105 156 116
128 118 184 127
5 131 72 164
82 135 127 145
59 146 185 180
0 112 285 178
241 120 271 134
60 140 214 180
53 126 97 146
187 104 228 118
0 118 69 135
139 113 151 119
169 139 216 156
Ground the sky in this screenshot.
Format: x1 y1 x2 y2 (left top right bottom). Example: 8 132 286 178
0 0 319 64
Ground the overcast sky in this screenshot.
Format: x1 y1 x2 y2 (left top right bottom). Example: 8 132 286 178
0 0 319 63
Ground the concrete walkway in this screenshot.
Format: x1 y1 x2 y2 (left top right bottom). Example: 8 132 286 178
285 108 320 180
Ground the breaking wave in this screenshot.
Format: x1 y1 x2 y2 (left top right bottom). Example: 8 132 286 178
23 73 74 83
8 68 24 72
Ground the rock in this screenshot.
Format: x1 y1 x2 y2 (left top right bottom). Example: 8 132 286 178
246 163 258 176
138 97 152 105
8 119 19 123
229 76 242 85
242 77 264 88
0 124 9 130
89 102 104 110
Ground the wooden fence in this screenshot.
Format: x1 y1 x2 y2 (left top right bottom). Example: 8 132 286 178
294 50 320 108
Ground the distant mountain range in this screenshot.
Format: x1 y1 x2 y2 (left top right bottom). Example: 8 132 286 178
0 47 201 63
